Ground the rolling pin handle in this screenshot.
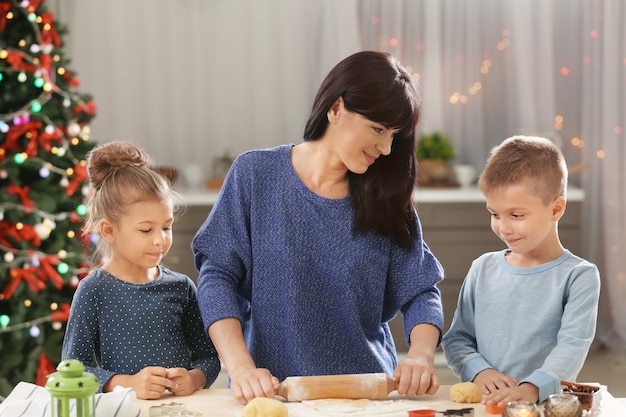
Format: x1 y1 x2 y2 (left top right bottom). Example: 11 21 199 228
275 381 288 400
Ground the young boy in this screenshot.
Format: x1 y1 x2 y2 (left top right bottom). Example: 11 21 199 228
441 135 600 406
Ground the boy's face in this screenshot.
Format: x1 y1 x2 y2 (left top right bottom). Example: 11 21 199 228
484 181 565 262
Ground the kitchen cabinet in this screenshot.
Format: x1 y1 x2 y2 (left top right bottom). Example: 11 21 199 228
164 187 583 352
162 205 216 282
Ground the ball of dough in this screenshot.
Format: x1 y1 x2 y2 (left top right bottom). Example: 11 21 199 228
449 382 482 403
242 397 288 417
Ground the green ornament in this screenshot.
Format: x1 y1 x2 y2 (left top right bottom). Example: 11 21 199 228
45 359 100 417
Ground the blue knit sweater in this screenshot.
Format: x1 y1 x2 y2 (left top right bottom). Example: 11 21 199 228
192 145 444 380
62 267 221 390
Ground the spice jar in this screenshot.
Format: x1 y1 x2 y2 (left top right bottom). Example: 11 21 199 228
502 401 540 417
544 393 583 417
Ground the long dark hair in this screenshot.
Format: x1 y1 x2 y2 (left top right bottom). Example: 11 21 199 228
303 51 421 247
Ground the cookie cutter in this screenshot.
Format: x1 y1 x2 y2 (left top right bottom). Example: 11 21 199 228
439 408 474 416
148 402 202 416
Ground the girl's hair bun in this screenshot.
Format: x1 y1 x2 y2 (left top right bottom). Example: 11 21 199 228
87 141 154 190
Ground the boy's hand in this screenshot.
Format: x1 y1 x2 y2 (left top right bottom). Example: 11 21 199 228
473 368 518 395
482 382 539 408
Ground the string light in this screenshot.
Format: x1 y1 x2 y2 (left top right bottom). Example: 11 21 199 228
57 262 69 275
13 152 27 164
364 12 618 165
76 204 88 216
448 38 507 105
0 314 59 334
31 100 43 112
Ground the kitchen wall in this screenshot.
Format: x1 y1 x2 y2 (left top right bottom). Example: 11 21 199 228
53 0 360 178
51 1 601 187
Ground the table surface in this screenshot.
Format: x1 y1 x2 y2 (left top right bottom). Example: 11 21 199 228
137 385 625 417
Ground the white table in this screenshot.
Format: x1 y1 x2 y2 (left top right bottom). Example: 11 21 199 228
137 385 625 416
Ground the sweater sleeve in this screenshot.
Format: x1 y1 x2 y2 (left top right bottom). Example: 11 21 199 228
394 222 445 345
192 153 254 330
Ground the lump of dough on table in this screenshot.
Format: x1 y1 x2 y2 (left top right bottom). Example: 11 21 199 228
449 382 482 403
242 397 288 417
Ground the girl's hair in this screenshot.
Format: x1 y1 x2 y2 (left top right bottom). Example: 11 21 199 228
479 135 568 204
303 51 421 247
83 141 181 263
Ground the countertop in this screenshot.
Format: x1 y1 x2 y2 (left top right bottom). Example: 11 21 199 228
176 186 585 206
137 385 624 417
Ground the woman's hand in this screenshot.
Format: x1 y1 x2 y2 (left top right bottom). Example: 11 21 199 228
394 355 440 396
229 366 280 404
394 323 441 396
208 318 279 404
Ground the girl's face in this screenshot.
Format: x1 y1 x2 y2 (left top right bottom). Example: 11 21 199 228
102 198 174 279
328 98 399 174
485 181 565 263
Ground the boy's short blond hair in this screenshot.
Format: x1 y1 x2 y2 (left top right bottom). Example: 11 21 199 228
478 135 568 205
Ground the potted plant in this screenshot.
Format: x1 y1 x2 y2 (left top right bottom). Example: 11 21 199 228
416 131 455 185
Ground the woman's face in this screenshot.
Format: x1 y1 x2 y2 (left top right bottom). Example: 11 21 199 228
327 98 398 174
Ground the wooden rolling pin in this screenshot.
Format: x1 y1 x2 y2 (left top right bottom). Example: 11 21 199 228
275 373 398 402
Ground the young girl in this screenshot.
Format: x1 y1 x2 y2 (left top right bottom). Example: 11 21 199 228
62 141 220 400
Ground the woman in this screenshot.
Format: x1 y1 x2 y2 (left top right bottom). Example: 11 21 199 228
192 51 444 404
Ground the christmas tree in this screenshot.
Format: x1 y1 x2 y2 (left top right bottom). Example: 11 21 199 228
0 0 96 399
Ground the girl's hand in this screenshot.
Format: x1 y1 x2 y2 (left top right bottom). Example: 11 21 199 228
229 367 280 404
394 356 440 396
166 368 206 396
108 366 174 399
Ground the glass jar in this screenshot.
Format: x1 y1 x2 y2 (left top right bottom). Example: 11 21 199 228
502 401 540 417
544 393 583 417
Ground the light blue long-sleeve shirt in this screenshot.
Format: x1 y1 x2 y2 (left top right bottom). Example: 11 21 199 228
191 144 444 380
442 249 600 402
